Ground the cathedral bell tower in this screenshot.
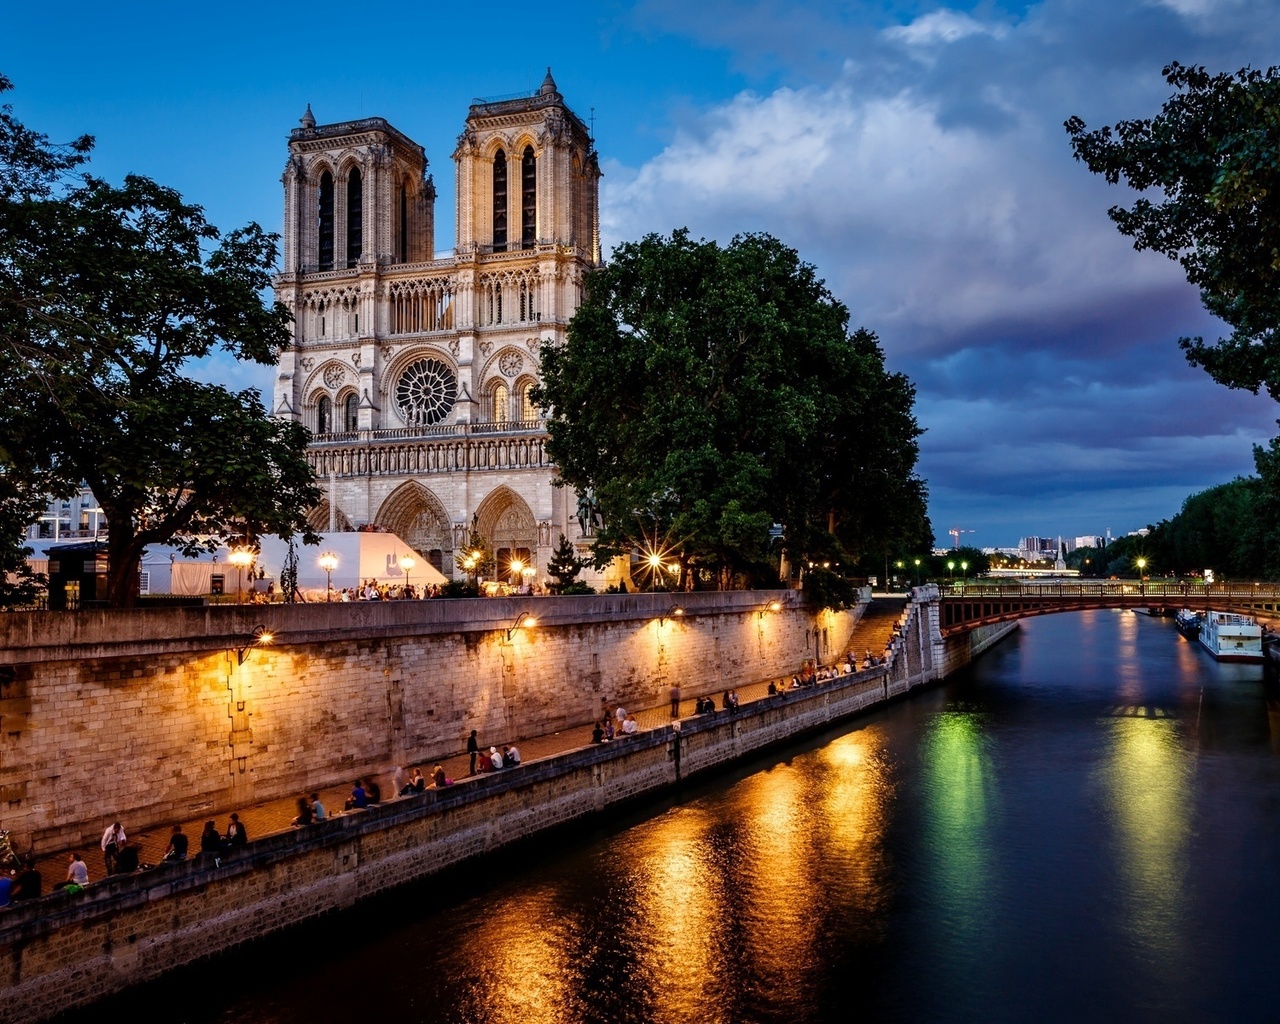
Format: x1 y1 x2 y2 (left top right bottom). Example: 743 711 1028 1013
453 68 600 262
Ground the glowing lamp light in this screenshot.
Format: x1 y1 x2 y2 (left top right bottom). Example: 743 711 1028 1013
318 551 339 602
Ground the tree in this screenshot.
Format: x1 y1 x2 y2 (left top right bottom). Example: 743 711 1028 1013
545 533 588 594
1066 63 1280 400
533 229 931 603
0 76 319 605
454 530 495 583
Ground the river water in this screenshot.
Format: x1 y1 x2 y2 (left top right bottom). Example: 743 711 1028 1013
118 610 1280 1024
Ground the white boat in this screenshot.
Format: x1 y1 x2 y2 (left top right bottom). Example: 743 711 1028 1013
1198 611 1265 662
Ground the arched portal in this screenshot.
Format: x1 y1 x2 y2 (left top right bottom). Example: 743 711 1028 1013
376 482 453 575
475 485 538 581
305 500 354 533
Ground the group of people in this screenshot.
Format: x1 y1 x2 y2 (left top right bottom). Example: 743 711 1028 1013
590 705 640 743
465 730 522 774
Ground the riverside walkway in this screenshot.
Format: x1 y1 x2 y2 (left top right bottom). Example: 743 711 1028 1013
15 595 911 895
15 672 819 890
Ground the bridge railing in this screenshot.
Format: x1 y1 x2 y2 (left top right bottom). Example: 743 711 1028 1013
943 581 1280 600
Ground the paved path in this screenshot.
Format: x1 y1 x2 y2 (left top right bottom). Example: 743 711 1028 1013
17 597 909 893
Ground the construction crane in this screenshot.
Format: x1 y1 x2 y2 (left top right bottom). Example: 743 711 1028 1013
949 527 975 549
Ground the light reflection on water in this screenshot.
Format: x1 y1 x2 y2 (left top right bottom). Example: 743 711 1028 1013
98 611 1280 1024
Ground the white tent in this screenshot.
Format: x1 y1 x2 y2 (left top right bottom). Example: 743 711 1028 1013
256 532 449 592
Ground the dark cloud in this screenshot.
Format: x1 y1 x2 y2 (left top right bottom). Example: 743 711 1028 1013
610 0 1280 544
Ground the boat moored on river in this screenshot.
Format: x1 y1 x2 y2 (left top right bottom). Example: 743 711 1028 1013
1198 611 1264 662
1175 608 1201 642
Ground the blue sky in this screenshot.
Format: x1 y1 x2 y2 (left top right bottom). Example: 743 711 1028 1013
5 0 1278 549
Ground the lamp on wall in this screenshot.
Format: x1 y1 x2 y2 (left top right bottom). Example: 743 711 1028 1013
506 613 538 641
658 605 685 625
233 625 275 665
758 599 783 619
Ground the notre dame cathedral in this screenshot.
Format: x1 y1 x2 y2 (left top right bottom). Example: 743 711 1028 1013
272 70 602 581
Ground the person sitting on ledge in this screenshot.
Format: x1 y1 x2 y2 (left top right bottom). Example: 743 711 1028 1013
489 746 505 770
477 748 494 772
432 764 449 788
200 820 223 858
410 768 426 793
591 721 605 744
366 778 382 804
311 793 327 821
505 743 522 764
394 765 411 795
622 715 638 736
54 852 89 890
344 780 367 811
292 796 313 827
162 825 188 862
13 856 42 900
224 812 248 848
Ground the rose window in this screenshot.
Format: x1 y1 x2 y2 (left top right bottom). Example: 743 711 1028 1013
396 358 457 425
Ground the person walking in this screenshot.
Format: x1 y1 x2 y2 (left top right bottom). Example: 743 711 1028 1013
467 729 480 776
669 683 682 718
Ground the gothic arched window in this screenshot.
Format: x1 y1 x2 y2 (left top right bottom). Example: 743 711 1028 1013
518 381 537 422
346 169 363 267
399 179 409 263
317 396 332 434
521 146 536 249
344 393 358 431
492 151 508 252
318 172 335 271
489 382 510 424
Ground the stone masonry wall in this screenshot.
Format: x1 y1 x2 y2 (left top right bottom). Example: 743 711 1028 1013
0 668 896 1024
0 592 860 853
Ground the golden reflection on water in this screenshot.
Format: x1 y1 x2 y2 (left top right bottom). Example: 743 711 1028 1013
1102 713 1192 968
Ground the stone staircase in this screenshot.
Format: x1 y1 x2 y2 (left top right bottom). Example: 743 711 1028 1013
844 596 909 664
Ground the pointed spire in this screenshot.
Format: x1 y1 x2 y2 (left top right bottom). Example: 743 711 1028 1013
539 67 558 96
300 103 316 130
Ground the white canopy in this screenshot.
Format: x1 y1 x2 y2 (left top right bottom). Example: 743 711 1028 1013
256 532 449 591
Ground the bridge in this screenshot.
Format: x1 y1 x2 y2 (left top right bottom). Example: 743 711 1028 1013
937 581 1280 637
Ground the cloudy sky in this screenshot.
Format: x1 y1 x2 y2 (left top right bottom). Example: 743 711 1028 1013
4 0 1277 549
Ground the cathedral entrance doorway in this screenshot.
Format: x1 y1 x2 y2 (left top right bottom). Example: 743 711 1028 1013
475 486 538 585
376 482 453 575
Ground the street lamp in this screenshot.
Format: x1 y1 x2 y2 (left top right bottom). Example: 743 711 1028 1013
1136 556 1147 595
960 560 968 586
947 560 955 586
229 547 254 604
914 558 921 586
647 553 663 592
399 553 416 596
318 551 339 601
505 612 538 641
510 558 524 588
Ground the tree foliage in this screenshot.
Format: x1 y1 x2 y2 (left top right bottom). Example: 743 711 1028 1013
1066 62 1280 400
545 533 589 594
0 74 318 606
533 229 931 603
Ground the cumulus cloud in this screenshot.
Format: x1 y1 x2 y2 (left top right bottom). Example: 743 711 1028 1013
612 0 1280 542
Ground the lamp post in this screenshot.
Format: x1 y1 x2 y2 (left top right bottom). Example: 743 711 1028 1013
510 558 524 590
1136 557 1147 596
647 554 663 592
914 558 921 586
229 547 254 604
960 560 968 588
947 560 955 587
318 551 339 602
399 553 416 597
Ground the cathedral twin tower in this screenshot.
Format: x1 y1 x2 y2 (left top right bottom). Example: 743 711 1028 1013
273 70 601 581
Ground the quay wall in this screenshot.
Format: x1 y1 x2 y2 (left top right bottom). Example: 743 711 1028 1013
0 591 863 855
0 667 901 1024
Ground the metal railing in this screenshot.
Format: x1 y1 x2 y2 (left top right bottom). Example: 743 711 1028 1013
942 581 1280 599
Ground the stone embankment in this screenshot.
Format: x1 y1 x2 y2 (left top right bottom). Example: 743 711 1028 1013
0 587 1014 1021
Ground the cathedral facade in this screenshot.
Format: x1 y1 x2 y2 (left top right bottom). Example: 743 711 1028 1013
272 71 601 581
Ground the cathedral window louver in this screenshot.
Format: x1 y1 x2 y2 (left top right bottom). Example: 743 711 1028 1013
521 146 536 249
346 169 363 267
318 171 335 271
492 150 508 252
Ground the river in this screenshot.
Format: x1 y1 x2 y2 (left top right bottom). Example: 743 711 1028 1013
107 609 1280 1024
